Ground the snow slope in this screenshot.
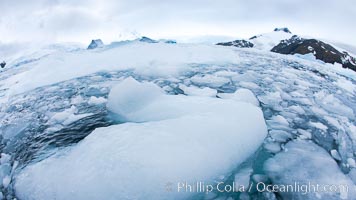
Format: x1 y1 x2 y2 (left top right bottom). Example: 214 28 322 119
250 31 292 51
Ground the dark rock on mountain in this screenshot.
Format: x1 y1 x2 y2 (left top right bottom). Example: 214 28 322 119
274 27 292 34
216 28 293 49
0 61 5 68
216 39 254 48
139 37 176 44
162 40 176 44
342 52 356 71
272 36 356 71
87 39 104 49
249 35 258 40
248 28 292 41
139 37 158 43
215 28 355 72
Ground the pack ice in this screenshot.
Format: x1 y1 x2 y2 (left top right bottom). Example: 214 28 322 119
0 35 355 200
14 77 267 200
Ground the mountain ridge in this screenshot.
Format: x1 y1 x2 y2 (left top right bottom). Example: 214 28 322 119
216 28 356 71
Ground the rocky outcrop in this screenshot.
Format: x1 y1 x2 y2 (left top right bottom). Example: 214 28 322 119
87 39 104 49
272 36 356 71
139 37 158 43
0 61 5 68
161 39 176 44
273 27 292 34
139 37 176 44
216 39 254 48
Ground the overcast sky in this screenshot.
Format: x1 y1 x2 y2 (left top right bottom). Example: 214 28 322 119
0 0 355 45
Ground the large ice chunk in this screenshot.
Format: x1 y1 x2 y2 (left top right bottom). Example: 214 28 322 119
106 77 164 119
107 78 260 122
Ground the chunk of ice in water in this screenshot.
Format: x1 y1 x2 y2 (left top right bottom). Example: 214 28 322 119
218 88 259 106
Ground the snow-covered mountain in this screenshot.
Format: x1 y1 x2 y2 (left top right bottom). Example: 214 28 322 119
272 36 356 71
216 28 293 50
217 28 356 71
249 28 293 51
0 33 356 200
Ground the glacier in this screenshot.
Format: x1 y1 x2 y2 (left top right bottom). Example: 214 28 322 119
0 38 355 200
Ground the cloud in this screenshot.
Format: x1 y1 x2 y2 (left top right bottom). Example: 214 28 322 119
0 0 355 45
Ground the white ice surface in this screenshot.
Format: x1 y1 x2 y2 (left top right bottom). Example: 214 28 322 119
48 106 92 126
335 78 356 94
264 140 356 200
218 88 259 106
190 74 230 88
106 78 262 123
88 96 107 105
179 84 217 97
234 167 253 189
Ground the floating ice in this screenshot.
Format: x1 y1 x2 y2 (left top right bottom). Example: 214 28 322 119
190 74 230 88
179 84 217 97
264 140 356 200
218 88 259 106
0 37 354 200
88 96 107 105
48 106 92 126
335 78 356 94
264 142 282 153
309 121 328 132
234 167 253 189
15 78 267 200
314 91 354 118
2 43 240 97
331 149 342 161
